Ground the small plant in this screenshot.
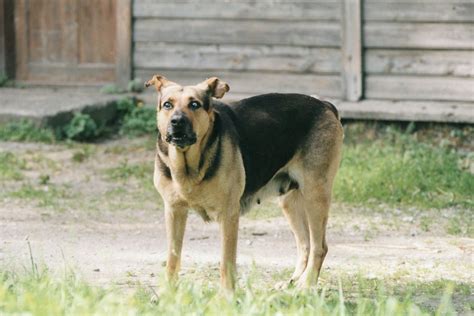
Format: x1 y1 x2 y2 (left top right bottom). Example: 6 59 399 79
104 160 152 181
127 78 144 93
63 112 100 141
0 73 8 87
0 152 26 181
117 98 157 137
71 146 94 163
100 83 125 94
0 120 56 143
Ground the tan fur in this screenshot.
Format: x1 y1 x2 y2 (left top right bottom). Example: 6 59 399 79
146 74 343 292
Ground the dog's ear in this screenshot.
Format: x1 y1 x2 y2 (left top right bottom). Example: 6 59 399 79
144 75 176 92
199 77 230 99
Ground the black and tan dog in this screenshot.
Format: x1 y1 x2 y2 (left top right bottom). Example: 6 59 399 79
145 74 343 291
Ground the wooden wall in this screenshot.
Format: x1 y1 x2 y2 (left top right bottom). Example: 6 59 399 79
133 0 343 98
363 0 474 102
133 0 474 105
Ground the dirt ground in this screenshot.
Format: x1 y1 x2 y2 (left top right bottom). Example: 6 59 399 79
0 139 472 288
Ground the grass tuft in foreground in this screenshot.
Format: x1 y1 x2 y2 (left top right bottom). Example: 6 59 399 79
0 267 465 316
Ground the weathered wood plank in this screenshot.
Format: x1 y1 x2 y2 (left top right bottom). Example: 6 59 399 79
364 23 474 49
335 99 474 123
341 0 362 101
365 75 474 102
365 49 474 77
134 19 340 47
136 69 342 97
134 1 340 20
79 0 116 64
116 0 132 88
365 2 474 22
134 43 341 74
141 92 474 124
0 0 5 75
13 0 28 80
26 64 116 82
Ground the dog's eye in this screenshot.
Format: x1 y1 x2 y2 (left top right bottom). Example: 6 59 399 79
189 101 201 110
162 101 173 110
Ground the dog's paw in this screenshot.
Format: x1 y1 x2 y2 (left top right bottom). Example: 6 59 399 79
274 279 295 290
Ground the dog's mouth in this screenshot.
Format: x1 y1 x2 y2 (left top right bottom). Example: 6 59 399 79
166 131 197 148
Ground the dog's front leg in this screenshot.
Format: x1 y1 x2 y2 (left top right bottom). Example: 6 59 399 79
219 209 240 292
164 203 188 280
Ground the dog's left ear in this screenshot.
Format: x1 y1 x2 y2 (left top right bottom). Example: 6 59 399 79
144 74 176 92
199 77 230 99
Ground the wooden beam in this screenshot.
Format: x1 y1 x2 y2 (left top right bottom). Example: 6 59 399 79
116 0 132 89
341 0 362 101
0 0 13 78
334 99 474 124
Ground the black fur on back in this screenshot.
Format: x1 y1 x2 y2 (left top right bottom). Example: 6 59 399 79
213 93 338 202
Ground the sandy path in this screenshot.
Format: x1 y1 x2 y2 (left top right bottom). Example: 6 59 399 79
1 206 472 286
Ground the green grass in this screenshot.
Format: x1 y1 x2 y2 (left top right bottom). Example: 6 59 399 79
0 267 467 316
0 152 27 181
334 124 474 209
6 183 72 209
0 120 56 143
0 98 155 143
104 160 153 182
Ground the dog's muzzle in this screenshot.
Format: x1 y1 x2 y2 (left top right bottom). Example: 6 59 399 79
166 113 197 148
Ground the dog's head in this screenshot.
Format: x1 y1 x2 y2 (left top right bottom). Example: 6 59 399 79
145 75 229 150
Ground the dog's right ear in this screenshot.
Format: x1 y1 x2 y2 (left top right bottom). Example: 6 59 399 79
144 75 175 92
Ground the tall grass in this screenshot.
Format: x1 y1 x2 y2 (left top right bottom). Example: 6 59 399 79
334 124 473 209
0 268 460 316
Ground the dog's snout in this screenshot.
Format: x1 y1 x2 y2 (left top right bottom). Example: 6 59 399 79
170 113 187 127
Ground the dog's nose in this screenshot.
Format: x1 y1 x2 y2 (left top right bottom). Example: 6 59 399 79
170 115 186 127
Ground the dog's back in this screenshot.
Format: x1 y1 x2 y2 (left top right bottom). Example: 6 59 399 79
215 94 339 198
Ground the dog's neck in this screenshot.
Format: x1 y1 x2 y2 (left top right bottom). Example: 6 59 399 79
159 115 217 185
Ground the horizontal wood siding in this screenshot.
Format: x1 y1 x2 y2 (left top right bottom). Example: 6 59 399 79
135 19 340 47
134 0 340 20
365 1 474 22
134 43 340 74
363 1 474 103
365 50 474 77
136 69 342 98
364 23 473 49
365 76 474 102
133 0 343 97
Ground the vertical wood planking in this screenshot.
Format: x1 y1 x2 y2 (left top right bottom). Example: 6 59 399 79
341 0 362 101
0 0 5 75
116 0 132 89
13 0 28 80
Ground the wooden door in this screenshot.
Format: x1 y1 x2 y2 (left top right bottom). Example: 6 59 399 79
13 0 130 86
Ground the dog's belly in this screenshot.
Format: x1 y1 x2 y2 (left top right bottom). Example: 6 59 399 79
240 170 299 214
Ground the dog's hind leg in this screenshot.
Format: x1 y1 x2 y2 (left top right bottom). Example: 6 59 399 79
295 185 330 288
279 189 310 284
165 203 188 280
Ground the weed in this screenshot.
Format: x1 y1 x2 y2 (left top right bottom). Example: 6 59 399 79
71 146 95 163
0 73 8 87
0 152 26 181
100 83 125 94
104 160 153 181
0 120 56 143
117 98 157 137
8 183 71 209
127 78 144 93
63 112 101 141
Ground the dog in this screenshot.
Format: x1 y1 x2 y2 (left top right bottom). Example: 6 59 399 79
145 75 343 291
